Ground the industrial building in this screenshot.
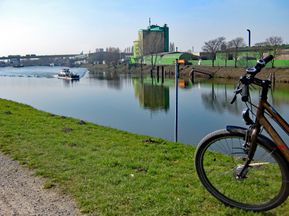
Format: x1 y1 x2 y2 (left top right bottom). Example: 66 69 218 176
142 52 193 65
131 22 194 66
134 24 169 57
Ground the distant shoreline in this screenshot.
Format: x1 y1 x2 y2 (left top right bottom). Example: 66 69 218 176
85 64 289 83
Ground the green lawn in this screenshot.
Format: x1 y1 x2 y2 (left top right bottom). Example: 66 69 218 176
0 98 288 215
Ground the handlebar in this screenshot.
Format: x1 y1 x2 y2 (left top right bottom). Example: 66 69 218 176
246 55 274 76
236 55 274 102
262 55 274 64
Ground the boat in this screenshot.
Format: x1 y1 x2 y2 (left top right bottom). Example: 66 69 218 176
57 68 80 80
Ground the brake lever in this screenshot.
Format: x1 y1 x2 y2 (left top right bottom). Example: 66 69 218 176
230 94 237 104
230 83 242 104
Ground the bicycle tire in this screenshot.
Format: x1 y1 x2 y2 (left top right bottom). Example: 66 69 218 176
195 128 289 211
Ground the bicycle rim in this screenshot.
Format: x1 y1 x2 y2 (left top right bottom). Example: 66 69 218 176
195 129 289 211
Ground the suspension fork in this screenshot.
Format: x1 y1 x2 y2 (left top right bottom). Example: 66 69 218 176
237 125 260 179
247 126 260 159
237 99 265 179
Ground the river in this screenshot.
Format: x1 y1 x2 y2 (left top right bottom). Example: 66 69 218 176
0 66 288 145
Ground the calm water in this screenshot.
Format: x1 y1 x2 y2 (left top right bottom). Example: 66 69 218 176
0 66 289 145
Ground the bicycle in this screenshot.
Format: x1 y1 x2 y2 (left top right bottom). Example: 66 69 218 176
194 55 289 211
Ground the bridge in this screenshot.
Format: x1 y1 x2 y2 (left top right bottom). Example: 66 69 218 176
0 54 78 60
0 54 84 67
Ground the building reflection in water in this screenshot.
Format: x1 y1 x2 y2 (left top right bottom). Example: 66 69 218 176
87 71 122 89
86 69 289 117
88 71 171 111
133 78 169 111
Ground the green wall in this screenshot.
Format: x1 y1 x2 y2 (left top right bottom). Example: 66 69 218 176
189 59 289 68
137 52 193 65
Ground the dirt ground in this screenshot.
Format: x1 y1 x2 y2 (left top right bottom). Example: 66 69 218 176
0 152 81 216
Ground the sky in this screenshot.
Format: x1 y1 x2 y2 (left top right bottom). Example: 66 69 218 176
1 0 289 56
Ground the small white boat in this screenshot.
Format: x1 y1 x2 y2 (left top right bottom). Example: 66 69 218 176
57 68 80 80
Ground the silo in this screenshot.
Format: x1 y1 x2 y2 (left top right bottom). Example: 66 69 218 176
163 24 169 52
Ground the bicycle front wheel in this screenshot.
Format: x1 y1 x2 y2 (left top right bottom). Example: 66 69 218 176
195 129 289 211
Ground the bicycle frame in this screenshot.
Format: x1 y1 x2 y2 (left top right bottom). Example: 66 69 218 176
254 79 289 162
256 99 289 161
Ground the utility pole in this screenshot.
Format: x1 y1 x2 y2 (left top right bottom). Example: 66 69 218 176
175 59 179 142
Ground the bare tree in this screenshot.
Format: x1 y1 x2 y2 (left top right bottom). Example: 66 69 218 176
228 37 245 68
202 37 226 67
145 32 163 71
254 42 269 59
220 42 229 67
266 36 283 68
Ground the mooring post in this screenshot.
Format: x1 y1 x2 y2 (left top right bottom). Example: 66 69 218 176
157 66 159 83
161 66 164 83
175 59 179 143
270 71 276 90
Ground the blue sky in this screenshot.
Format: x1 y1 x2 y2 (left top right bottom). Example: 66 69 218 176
1 0 289 56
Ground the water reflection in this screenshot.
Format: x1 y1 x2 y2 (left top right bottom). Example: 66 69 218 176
87 71 122 89
178 79 192 89
60 79 80 88
198 80 289 117
270 83 289 105
133 78 169 111
87 71 171 111
200 82 242 115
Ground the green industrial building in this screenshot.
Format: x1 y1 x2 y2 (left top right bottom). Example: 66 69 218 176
142 52 193 65
132 23 195 66
134 24 169 58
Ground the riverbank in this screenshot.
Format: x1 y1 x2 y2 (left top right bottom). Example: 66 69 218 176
85 63 289 83
0 98 288 215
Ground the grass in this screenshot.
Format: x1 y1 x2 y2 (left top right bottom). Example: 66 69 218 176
0 98 288 215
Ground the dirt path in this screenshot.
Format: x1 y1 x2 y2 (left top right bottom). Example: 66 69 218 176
0 152 81 216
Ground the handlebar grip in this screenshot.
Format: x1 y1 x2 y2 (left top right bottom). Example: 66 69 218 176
241 84 249 102
263 55 274 64
252 55 274 75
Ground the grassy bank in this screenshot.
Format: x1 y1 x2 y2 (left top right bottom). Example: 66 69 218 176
0 98 288 215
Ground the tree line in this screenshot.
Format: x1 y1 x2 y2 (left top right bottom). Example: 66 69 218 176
202 36 284 67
